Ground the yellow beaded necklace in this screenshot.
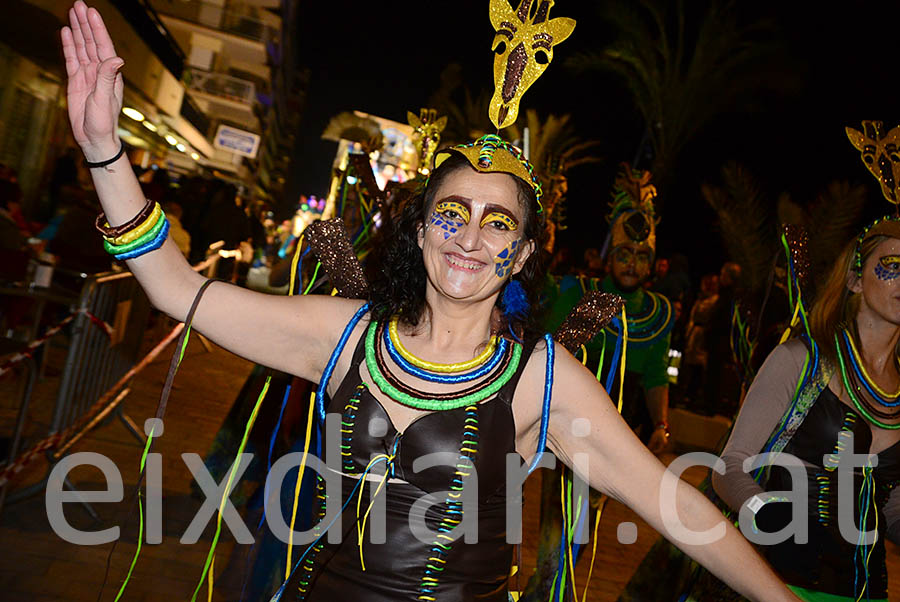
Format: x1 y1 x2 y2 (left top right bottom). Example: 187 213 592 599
387 315 498 374
846 331 900 398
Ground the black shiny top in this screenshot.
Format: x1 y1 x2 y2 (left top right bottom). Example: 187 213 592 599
761 387 900 599
290 332 538 601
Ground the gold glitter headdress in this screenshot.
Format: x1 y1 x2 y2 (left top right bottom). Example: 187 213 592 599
606 163 659 252
846 121 900 207
487 0 576 131
408 108 447 176
846 121 900 275
436 134 543 204
434 0 576 209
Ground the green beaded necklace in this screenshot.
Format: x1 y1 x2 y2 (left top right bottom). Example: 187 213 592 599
364 320 522 410
835 332 900 430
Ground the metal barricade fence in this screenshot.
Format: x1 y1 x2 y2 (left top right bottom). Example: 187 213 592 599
2 269 151 516
52 270 151 439
1 248 222 516
49 244 222 443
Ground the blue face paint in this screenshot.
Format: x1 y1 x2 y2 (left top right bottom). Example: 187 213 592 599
429 211 464 240
875 255 900 281
494 239 520 278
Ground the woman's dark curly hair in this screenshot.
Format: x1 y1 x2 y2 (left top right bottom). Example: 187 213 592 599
366 153 549 343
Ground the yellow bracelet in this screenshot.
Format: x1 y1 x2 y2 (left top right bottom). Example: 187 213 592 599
388 315 497 373
103 202 162 245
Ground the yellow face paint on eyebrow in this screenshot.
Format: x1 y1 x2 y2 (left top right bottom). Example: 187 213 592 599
435 200 470 223
479 211 518 231
876 255 900 281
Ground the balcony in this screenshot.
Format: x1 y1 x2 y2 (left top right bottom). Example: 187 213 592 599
183 68 259 129
150 0 277 45
185 68 256 104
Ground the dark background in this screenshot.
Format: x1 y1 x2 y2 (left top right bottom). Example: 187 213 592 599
284 1 900 278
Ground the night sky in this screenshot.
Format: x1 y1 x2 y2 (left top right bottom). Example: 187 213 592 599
285 1 900 277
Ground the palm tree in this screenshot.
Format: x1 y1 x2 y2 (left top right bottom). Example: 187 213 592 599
777 180 868 295
425 63 496 146
506 110 603 250
567 0 796 209
702 162 867 301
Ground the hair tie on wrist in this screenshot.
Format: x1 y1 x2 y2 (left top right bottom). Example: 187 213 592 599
84 141 125 169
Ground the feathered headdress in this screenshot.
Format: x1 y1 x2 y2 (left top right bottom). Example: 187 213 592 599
606 162 659 253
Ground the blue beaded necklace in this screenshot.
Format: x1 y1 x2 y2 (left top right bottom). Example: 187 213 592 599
382 323 509 384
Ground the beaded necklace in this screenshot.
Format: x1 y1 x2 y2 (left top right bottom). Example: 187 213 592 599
383 319 508 383
374 321 514 400
388 315 498 373
601 288 673 346
365 320 522 410
844 330 900 401
835 331 900 429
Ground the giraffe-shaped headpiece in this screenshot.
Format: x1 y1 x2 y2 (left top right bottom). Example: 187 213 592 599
846 120 900 206
433 1 575 210
488 0 576 131
846 121 900 275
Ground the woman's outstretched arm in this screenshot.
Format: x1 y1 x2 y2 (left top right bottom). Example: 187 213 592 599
518 342 801 602
61 1 357 381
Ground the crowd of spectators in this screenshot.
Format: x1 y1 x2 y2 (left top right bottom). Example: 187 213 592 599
547 242 753 418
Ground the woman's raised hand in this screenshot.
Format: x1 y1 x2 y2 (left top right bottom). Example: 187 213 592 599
61 1 123 163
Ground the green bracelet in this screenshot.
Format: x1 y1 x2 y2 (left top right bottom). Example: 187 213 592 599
103 210 166 254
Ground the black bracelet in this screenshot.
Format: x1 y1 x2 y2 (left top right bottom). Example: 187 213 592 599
84 141 125 169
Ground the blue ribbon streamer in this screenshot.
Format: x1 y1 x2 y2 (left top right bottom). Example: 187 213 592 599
316 303 370 422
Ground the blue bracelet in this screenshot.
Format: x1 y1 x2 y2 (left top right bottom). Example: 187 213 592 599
114 218 170 260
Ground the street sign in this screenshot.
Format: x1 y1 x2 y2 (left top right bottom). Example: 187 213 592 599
214 124 261 159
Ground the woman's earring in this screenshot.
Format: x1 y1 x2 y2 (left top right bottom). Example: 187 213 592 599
502 278 529 321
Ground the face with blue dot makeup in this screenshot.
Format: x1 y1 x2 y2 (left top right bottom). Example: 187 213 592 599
875 255 900 282
851 237 900 327
419 168 533 303
428 200 468 240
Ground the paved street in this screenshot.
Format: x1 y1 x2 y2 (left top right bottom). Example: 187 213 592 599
0 319 897 601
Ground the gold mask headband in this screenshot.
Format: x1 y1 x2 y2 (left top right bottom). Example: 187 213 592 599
488 0 576 130
435 134 544 208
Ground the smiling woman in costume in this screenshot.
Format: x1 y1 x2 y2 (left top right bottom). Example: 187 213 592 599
713 121 900 602
61 1 801 600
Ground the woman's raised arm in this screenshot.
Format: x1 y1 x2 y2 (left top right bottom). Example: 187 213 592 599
61 1 355 381
535 343 801 602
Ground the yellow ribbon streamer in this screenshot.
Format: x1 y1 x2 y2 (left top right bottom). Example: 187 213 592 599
285 391 317 580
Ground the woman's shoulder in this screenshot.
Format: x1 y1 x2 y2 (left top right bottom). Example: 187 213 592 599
518 333 592 392
754 337 812 384
295 295 370 344
770 337 810 363
300 294 368 316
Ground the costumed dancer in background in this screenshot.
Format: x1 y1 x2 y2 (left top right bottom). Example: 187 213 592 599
523 165 674 601
62 1 804 601
615 225 810 602
713 120 900 602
